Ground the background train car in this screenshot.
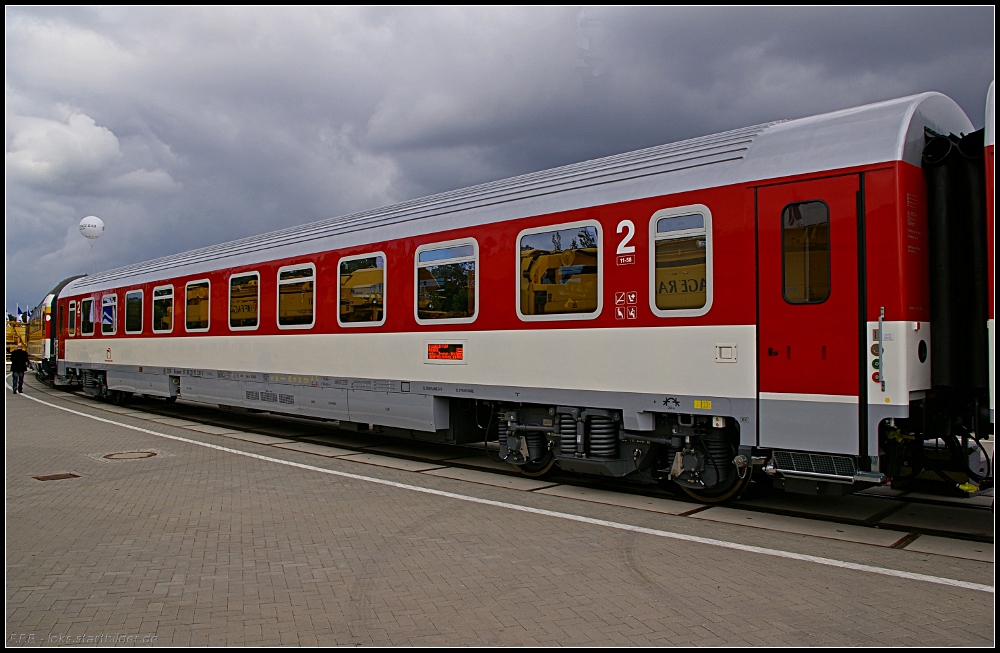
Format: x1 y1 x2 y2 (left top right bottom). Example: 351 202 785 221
26 276 83 382
43 90 993 502
6 318 27 356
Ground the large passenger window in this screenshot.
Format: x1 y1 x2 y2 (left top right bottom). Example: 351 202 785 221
518 223 601 320
80 298 95 335
68 301 77 336
415 241 477 323
185 280 210 331
102 295 117 335
650 205 712 316
782 201 830 304
125 290 143 334
153 286 174 333
277 264 315 328
339 254 385 327
229 273 259 330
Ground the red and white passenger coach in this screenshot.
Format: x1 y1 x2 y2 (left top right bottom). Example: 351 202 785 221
32 88 995 502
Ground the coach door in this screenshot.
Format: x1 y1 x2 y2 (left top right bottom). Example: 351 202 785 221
756 175 863 455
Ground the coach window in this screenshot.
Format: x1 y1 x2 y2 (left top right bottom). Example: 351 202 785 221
68 301 77 337
152 286 174 333
125 290 143 334
185 280 210 332
339 254 386 327
649 205 713 318
229 272 260 330
101 295 118 335
517 222 601 321
81 298 95 336
415 240 478 324
782 201 830 304
277 263 315 328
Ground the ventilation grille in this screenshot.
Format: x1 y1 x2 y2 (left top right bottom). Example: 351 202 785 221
773 451 855 477
278 394 294 405
246 390 259 401
260 391 278 403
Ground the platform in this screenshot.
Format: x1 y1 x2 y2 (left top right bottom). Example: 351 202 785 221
5 376 994 646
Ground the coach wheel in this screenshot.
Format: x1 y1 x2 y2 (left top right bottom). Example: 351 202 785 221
677 471 752 504
109 390 132 406
516 452 555 478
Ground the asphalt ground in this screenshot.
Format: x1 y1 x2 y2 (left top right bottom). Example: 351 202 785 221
5 376 995 646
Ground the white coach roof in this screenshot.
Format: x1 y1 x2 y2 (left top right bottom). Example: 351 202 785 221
67 92 973 294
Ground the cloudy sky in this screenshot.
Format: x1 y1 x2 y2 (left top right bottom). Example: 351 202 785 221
5 6 995 314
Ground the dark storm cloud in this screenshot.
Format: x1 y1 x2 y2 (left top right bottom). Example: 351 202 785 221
4 6 994 312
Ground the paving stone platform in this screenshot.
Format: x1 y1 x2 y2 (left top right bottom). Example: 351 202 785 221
5 377 995 646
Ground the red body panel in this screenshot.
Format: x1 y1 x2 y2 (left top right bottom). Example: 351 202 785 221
757 175 861 396
58 186 759 338
862 163 931 323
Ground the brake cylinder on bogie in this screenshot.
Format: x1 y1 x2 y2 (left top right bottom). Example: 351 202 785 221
658 414 741 496
497 408 555 467
524 430 548 462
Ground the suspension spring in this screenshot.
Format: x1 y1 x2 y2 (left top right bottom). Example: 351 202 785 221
589 415 617 458
558 414 577 455
497 421 510 458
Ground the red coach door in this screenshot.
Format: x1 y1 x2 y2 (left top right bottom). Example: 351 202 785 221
757 175 863 455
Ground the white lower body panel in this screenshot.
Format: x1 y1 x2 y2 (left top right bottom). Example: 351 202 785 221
64 324 757 400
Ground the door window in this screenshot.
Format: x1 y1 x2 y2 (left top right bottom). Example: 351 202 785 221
782 201 831 304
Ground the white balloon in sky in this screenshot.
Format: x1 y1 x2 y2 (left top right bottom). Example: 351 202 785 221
79 216 105 240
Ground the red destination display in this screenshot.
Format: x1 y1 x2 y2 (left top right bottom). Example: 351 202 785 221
427 343 464 361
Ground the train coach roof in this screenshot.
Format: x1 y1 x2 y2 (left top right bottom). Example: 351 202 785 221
66 92 972 294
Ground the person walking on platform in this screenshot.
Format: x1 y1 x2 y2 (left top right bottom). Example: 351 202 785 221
10 344 28 394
